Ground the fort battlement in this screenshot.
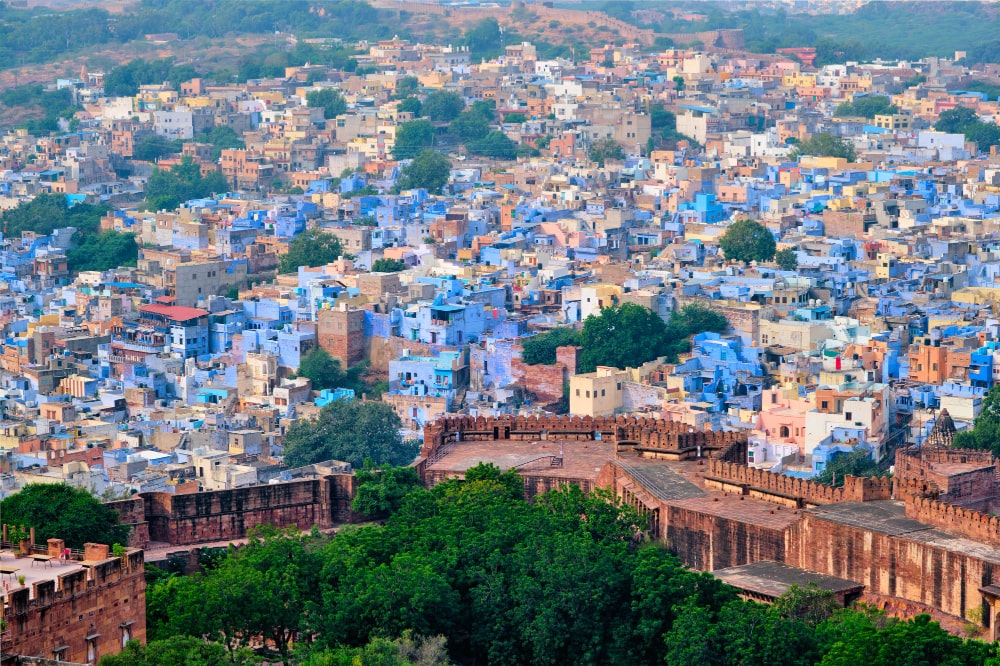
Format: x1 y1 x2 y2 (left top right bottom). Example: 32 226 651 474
705 439 893 507
422 415 741 462
905 494 1000 547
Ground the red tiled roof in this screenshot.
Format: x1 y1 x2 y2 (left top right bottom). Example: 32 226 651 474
139 304 210 322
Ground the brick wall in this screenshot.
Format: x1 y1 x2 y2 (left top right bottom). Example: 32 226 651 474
318 308 365 368
5 550 146 664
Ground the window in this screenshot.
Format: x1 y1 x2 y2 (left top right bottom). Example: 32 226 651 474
780 426 790 438
586 391 590 398
771 393 777 404
576 389 580 396
601 389 606 397
617 382 622 390
821 401 829 410
845 412 852 421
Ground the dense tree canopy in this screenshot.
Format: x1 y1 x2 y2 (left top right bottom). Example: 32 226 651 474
463 18 504 60
575 302 729 373
579 303 670 373
521 327 583 366
306 88 347 120
279 228 347 274
421 90 465 122
99 636 257 666
789 132 857 161
103 58 198 97
719 219 778 264
1 192 108 238
0 483 130 549
282 398 418 469
397 150 452 195
144 156 229 211
141 465 991 666
351 464 424 518
67 230 139 273
0 85 78 134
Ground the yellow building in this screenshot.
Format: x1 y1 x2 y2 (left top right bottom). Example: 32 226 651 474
570 367 627 417
873 113 911 131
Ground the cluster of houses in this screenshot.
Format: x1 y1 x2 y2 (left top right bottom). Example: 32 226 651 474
2 33 1000 496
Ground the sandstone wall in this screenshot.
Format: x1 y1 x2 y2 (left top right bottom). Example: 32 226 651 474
6 550 146 664
788 513 992 622
143 475 355 546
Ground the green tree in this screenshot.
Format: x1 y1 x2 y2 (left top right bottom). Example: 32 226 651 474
835 95 897 119
397 96 422 117
467 131 518 159
144 156 229 211
282 399 418 468
936 106 979 133
421 90 464 122
397 150 452 195
789 132 856 161
371 258 407 273
579 303 670 373
815 446 884 487
98 637 258 666
279 228 347 274
718 219 777 264
0 483 130 549
504 112 527 124
393 120 436 160
673 75 685 91
463 18 504 60
199 125 245 161
298 347 362 392
394 76 420 99
67 230 139 273
307 88 347 120
133 135 182 162
667 302 729 339
589 136 626 166
521 328 582 365
1 192 108 238
953 385 1000 456
351 464 424 518
449 109 490 143
775 247 799 271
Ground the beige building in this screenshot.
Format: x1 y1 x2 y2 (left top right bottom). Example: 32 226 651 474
570 367 627 417
758 319 834 352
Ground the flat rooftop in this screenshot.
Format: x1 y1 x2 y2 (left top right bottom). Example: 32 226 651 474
425 438 616 481
0 549 87 600
713 560 864 598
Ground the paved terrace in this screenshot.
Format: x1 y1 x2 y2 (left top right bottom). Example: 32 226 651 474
0 548 88 601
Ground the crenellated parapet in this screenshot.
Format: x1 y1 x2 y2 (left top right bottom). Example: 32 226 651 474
421 415 740 460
